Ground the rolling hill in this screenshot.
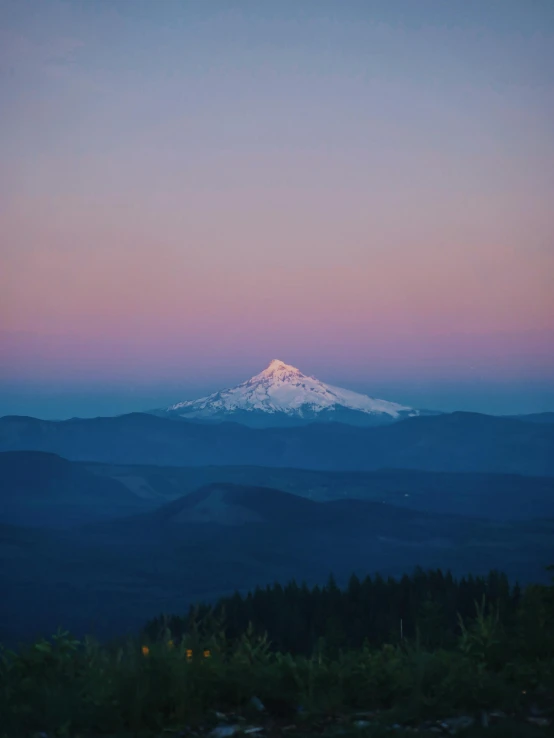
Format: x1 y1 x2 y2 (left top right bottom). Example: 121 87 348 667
0 451 156 527
83 461 554 521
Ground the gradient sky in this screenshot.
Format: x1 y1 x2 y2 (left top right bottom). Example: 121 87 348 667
1 0 554 418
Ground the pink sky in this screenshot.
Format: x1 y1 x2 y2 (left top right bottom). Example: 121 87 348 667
1 1 553 416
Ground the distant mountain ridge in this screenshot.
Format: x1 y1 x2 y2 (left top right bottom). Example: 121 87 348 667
152 359 427 427
1 411 553 476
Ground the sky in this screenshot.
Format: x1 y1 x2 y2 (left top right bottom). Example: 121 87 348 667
1 0 553 418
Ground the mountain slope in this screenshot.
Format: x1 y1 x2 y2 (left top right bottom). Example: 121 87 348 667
1 411 553 475
155 359 420 427
140 483 337 527
0 451 155 527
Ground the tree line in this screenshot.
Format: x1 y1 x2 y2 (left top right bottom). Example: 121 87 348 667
144 566 554 659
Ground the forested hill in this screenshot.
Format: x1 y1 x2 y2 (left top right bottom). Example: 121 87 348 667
145 566 553 657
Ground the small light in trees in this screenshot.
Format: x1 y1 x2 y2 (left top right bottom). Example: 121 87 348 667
141 646 149 656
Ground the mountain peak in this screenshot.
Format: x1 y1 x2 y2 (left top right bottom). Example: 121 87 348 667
160 360 419 426
258 359 303 380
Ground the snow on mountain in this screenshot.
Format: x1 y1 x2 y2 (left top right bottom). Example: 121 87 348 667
156 359 419 427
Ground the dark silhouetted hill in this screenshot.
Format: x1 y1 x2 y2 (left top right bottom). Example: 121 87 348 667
1 411 553 475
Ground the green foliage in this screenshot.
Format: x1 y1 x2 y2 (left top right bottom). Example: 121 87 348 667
458 596 503 669
1 567 553 736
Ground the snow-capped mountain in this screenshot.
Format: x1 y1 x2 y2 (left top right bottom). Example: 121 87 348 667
153 360 421 428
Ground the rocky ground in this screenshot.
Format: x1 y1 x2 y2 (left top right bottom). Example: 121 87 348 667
26 709 554 738
163 700 554 738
